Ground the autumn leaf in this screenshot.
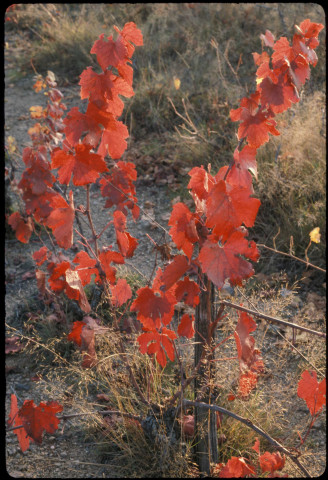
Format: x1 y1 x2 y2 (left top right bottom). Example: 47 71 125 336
168 203 199 259
73 250 101 286
98 247 125 284
110 278 132 307
8 212 33 244
18 399 63 444
198 229 260 289
68 321 86 347
8 394 30 452
309 227 321 243
217 456 256 477
205 180 260 236
32 246 49 266
177 313 195 338
113 210 138 258
297 370 326 416
90 33 127 71
131 286 172 330
45 191 75 249
65 269 91 313
51 143 108 186
174 276 200 307
160 255 189 291
137 326 176 367
259 451 286 474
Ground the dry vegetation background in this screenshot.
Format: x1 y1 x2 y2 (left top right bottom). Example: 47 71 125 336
5 3 326 478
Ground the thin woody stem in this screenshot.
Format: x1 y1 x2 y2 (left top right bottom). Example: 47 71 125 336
220 300 326 339
257 243 326 273
85 184 99 257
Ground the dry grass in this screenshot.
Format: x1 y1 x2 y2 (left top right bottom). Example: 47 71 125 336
11 268 325 477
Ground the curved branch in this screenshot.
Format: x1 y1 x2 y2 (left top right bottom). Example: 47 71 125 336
182 399 311 477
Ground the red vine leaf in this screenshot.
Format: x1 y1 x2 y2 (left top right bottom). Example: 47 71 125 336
73 250 101 286
65 269 91 313
131 286 172 330
90 33 127 71
8 394 30 452
45 191 75 249
110 278 132 307
297 370 326 416
32 246 49 266
67 320 86 347
259 451 286 474
137 326 176 367
177 313 195 338
174 276 200 307
160 254 189 291
51 144 108 186
98 247 125 284
217 456 256 477
168 202 199 259
8 212 33 244
113 210 138 258
18 399 63 445
198 229 259 289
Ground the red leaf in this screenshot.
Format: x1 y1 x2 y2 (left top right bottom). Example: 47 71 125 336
45 191 75 249
187 165 214 201
18 399 63 444
110 278 132 307
68 321 86 347
297 370 326 416
168 203 199 259
260 29 275 47
8 394 30 452
8 212 33 244
259 451 286 474
161 255 189 291
258 75 299 114
98 247 125 284
230 92 280 148
113 210 138 258
174 276 200 307
198 229 260 289
137 327 177 367
73 250 101 286
32 246 49 266
131 286 172 329
218 456 256 477
177 313 195 338
51 144 108 186
206 180 260 235
90 33 127 71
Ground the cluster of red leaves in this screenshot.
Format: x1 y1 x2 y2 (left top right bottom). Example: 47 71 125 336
230 19 323 148
212 437 286 477
7 394 63 452
8 23 143 324
233 311 264 398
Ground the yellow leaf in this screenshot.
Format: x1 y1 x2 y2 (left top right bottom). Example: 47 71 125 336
6 136 16 154
174 77 181 90
30 106 45 119
309 227 321 244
